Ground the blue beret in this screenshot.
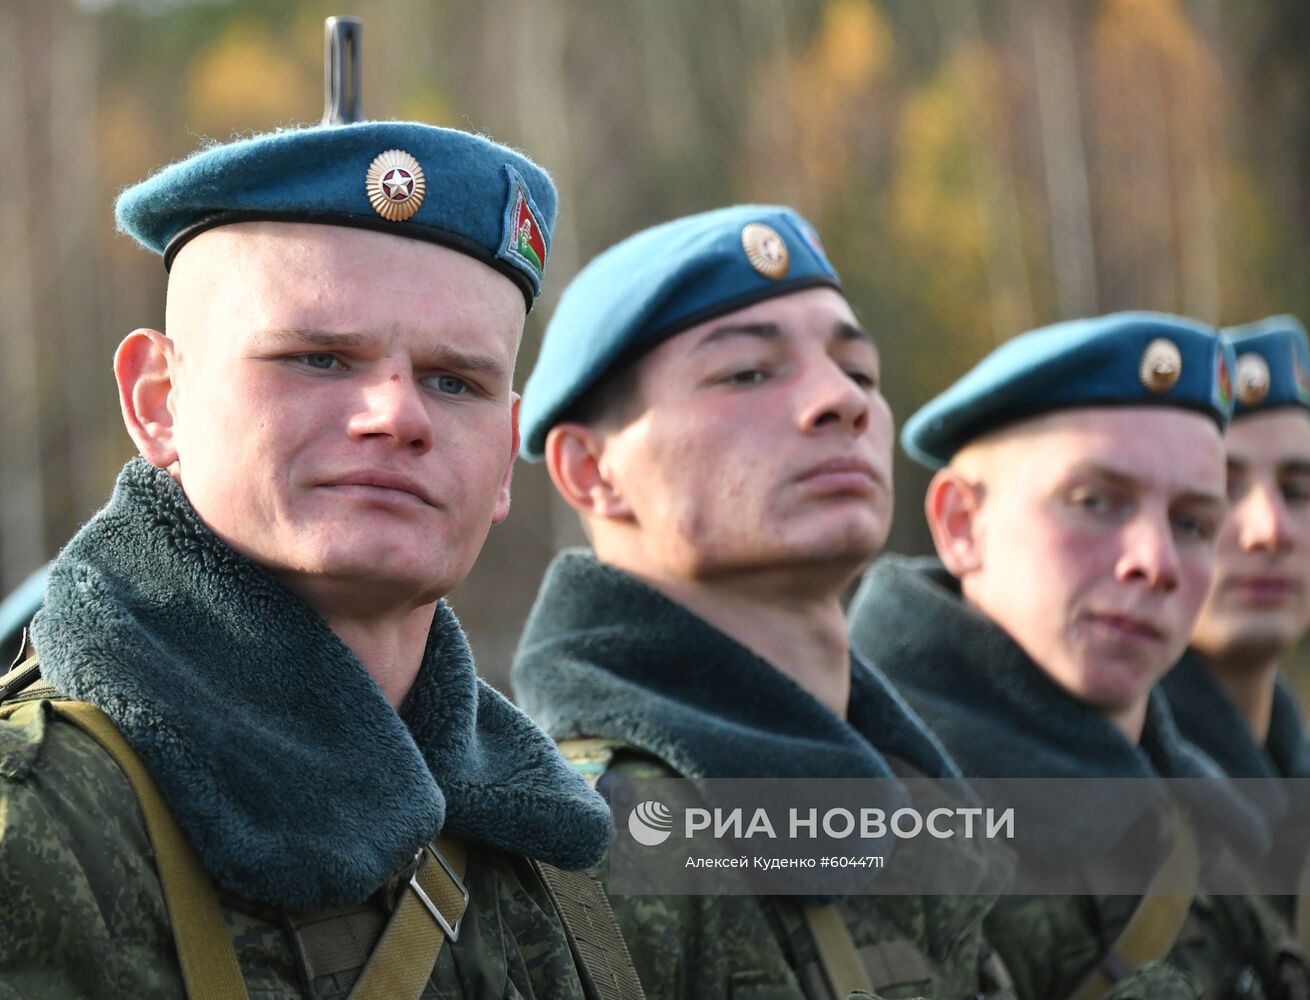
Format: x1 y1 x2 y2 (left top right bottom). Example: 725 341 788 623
0 563 47 654
902 312 1236 469
115 121 556 309
519 204 841 460
1224 316 1310 417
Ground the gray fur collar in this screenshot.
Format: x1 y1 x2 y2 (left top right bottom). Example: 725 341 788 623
1162 650 1310 828
849 556 1270 861
1267 677 1310 780
31 459 611 910
512 549 960 783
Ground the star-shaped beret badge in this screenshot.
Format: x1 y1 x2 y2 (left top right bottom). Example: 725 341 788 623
366 149 426 222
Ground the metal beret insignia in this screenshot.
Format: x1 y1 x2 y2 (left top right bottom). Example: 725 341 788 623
1139 338 1182 393
1235 352 1271 407
366 149 426 222
741 223 789 280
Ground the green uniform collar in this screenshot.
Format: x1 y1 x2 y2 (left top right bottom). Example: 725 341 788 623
31 459 611 910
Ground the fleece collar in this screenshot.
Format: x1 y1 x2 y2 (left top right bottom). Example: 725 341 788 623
1162 650 1310 828
1267 677 1310 780
848 556 1270 861
512 549 960 783
31 459 611 910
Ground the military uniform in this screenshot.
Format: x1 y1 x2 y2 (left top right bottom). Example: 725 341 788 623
1163 654 1310 927
849 556 1306 1000
0 460 616 998
512 549 1020 1000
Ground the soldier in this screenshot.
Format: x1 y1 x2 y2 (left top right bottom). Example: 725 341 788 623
511 206 1183 1000
0 69 642 1000
849 313 1308 1000
1163 316 1310 932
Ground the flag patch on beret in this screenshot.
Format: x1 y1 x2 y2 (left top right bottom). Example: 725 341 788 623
499 166 548 290
1214 346 1233 412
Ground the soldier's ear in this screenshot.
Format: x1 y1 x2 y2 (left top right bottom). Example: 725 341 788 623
115 328 179 470
544 423 633 522
925 467 985 576
490 395 522 526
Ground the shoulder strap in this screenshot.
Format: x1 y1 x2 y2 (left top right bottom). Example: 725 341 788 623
1066 807 1199 1000
0 653 42 703
802 904 875 998
532 860 647 1000
2 667 477 1000
10 698 251 1000
348 835 468 1000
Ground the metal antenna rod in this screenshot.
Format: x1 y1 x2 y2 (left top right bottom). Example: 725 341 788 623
322 16 363 125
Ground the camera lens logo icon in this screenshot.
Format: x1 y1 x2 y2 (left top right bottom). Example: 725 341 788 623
628 800 674 847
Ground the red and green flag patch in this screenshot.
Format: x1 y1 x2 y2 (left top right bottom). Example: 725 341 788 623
1215 347 1233 411
499 166 548 290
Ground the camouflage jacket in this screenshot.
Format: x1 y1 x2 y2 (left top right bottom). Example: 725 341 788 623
1163 651 1310 928
850 557 1308 1000
2 460 617 999
0 702 593 999
598 750 1012 1000
512 551 1027 1000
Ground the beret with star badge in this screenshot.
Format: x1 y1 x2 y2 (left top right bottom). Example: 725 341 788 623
1223 315 1310 417
115 121 555 309
520 204 840 460
901 311 1237 469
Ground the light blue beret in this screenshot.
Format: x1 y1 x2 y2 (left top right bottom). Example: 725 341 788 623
115 121 555 309
520 204 840 460
902 311 1236 469
1224 316 1310 417
0 563 47 656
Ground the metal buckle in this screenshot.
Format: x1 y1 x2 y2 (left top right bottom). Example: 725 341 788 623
408 842 468 941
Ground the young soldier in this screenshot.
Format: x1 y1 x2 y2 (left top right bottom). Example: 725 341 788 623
849 314 1308 1000
0 118 636 996
512 208 1183 1000
1163 316 1310 930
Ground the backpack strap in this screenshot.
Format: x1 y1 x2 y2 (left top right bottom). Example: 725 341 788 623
0 653 42 703
0 696 251 999
3 668 472 1000
1066 806 1199 1000
348 835 469 1000
5 680 616 1000
532 860 647 1000
802 904 876 998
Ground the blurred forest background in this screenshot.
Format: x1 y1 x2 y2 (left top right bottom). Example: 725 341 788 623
3 0 1310 692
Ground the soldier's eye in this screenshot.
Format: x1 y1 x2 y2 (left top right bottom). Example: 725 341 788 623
297 353 343 370
1067 489 1115 515
1282 479 1310 507
424 373 470 396
724 369 767 386
1172 512 1217 541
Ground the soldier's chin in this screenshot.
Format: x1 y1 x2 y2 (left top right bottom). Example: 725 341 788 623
1043 651 1159 712
1070 668 1157 715
796 511 889 564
